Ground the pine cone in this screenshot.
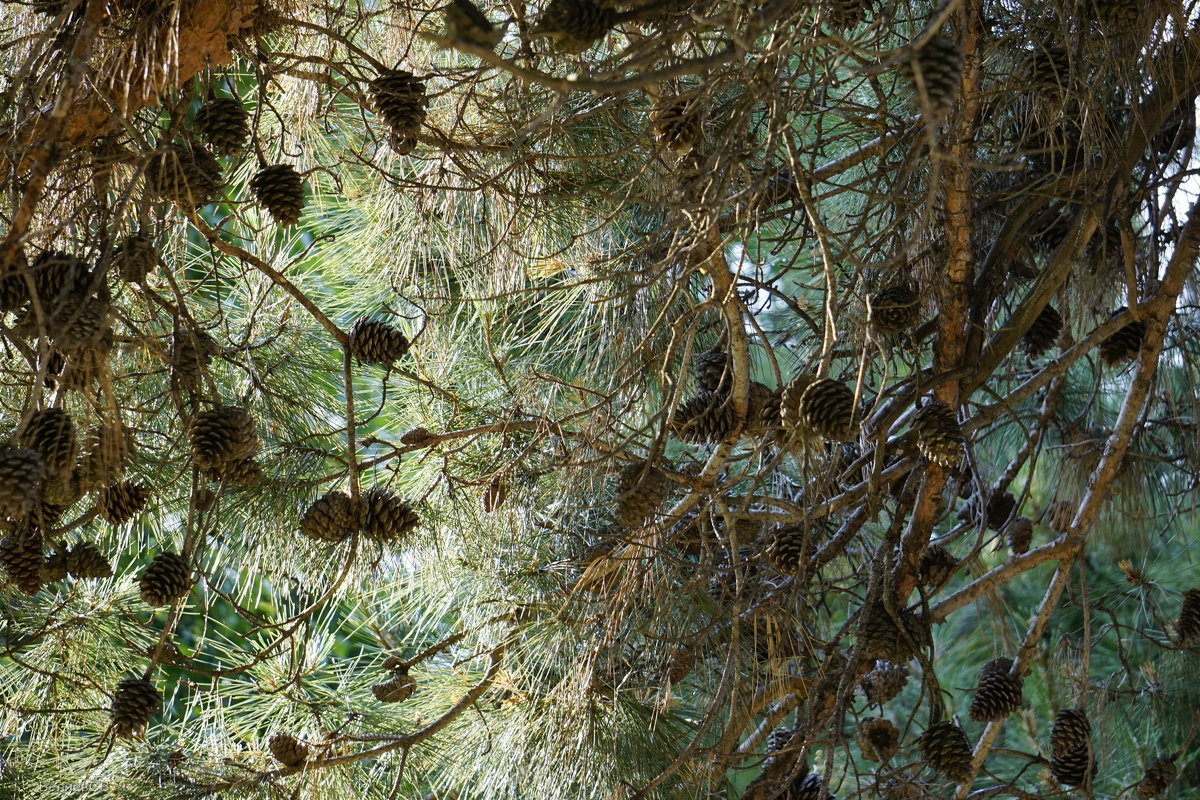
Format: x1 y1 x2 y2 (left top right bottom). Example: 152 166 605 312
1025 45 1070 93
1083 0 1140 28
779 375 816 440
529 0 615 52
744 381 783 437
800 379 857 441
917 721 973 782
615 460 668 528
350 318 411 366
28 250 88 306
969 657 1022 721
1049 708 1091 756
1049 708 1095 787
822 0 873 27
147 142 222 209
903 35 963 118
41 467 81 508
1047 499 1075 534
912 400 963 467
77 424 131 491
0 448 45 520
205 458 264 487
693 348 730 393
860 660 908 705
856 716 900 762
111 677 160 738
400 427 433 445
362 487 419 543
66 541 114 578
189 406 260 471
301 491 362 544
194 97 250 156
917 544 957 589
958 490 1016 531
138 552 193 606
1022 305 1062 357
858 603 931 663
0 530 44 595
791 772 834 800
170 327 220 390
650 93 704 154
98 481 149 525
1136 757 1178 799
1176 588 1200 646
670 392 735 443
0 248 30 312
372 672 416 702
1004 516 1034 555
869 284 920 333
268 732 308 767
765 525 806 573
445 0 503 48
1099 309 1146 365
250 164 304 225
21 408 77 478
41 549 69 583
370 70 428 155
113 233 158 282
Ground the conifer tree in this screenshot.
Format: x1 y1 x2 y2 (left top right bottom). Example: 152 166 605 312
1 0 1199 797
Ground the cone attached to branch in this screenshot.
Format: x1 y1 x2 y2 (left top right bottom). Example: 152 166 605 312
1004 516 1034 555
857 717 900 762
1099 308 1146 365
147 142 222 209
859 602 931 663
98 481 149 525
650 93 704 155
66 541 114 578
615 460 668 529
111 677 160 738
1022 305 1062 357
250 165 305 225
693 348 729 393
1049 708 1095 788
902 35 963 118
21 408 77 479
1136 757 1178 799
861 660 909 705
670 392 734 443
969 657 1023 721
268 732 308 767
189 406 260 472
529 0 616 52
444 0 503 48
917 721 973 782
372 671 416 702
800 379 857 441
350 318 411 366
301 491 362 543
869 284 920 333
917 544 957 589
362 487 419 543
1176 588 1200 646
0 449 45 521
370 70 428 155
194 97 250 156
138 552 193 606
113 234 158 283
779 375 816 440
0 530 44 595
765 525 806 573
912 400 963 467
